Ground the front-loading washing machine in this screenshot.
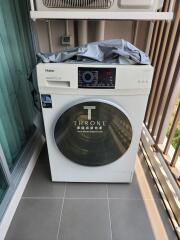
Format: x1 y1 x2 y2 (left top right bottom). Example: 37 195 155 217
37 63 153 182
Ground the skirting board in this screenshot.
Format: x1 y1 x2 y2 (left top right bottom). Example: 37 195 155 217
0 131 45 240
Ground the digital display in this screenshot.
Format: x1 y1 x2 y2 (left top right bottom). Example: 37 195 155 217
78 67 116 89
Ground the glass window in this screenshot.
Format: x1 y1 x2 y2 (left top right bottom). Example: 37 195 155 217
54 101 132 166
0 1 36 171
0 165 8 204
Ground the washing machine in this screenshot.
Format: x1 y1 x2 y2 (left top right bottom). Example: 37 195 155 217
37 63 153 182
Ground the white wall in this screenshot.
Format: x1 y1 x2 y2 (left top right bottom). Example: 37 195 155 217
36 20 75 52
35 20 148 53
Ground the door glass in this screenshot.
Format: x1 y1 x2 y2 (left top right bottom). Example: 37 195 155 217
0 165 8 204
54 101 132 166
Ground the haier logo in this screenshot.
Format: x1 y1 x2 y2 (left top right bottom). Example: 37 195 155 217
45 69 55 72
73 105 106 133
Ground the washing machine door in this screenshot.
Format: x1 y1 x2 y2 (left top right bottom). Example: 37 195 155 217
54 100 132 166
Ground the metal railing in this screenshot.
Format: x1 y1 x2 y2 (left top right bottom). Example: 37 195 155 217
144 0 180 184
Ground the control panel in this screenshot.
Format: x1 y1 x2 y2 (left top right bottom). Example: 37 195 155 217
78 67 116 89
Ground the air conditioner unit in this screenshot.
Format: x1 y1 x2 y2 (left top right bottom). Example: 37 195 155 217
35 0 164 11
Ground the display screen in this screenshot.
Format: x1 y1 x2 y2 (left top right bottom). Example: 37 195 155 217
78 67 116 89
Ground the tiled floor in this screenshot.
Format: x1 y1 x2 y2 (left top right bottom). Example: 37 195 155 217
5 145 178 240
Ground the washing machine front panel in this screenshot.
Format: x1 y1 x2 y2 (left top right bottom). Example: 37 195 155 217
54 100 132 166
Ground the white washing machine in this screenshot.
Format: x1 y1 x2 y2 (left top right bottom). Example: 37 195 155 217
37 63 153 182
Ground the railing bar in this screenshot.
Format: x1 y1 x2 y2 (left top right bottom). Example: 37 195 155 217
155 58 180 144
149 21 159 61
147 1 179 131
145 0 171 125
147 21 172 130
146 20 171 129
169 0 176 12
170 141 180 167
152 0 170 66
151 21 163 65
152 34 180 137
147 19 171 130
148 1 166 61
144 21 161 124
145 21 155 55
164 103 180 154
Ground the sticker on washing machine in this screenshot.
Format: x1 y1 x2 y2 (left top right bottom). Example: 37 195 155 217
41 94 52 108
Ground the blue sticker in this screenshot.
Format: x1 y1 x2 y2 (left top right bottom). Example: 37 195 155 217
41 94 52 108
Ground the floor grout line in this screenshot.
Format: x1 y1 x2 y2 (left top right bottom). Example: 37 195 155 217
56 183 67 240
22 197 64 200
21 196 157 200
106 184 113 240
64 197 108 199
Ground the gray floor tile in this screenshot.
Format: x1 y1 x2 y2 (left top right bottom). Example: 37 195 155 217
23 164 65 198
5 146 178 240
65 183 107 198
5 199 62 240
109 199 155 240
108 173 144 200
58 199 111 240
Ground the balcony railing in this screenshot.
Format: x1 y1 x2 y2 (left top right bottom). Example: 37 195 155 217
145 0 180 184
141 0 180 237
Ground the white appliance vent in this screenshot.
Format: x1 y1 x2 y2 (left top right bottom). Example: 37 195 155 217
42 0 114 9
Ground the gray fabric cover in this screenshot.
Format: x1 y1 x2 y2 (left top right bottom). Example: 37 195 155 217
37 39 150 65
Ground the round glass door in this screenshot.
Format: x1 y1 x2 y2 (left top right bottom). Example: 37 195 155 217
54 101 132 166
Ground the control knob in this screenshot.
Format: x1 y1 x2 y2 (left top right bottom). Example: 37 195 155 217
82 71 94 83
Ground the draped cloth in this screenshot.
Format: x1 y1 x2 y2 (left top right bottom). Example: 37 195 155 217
37 39 150 65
